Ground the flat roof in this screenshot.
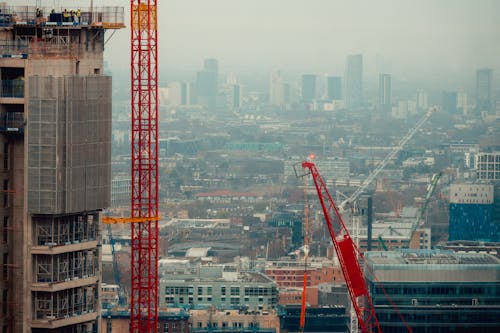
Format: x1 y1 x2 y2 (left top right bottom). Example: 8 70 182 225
366 250 500 265
365 250 500 282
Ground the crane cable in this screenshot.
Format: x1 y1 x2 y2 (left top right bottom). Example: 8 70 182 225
299 176 310 333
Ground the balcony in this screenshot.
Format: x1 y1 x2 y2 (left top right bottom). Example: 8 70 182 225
0 79 24 98
0 112 24 135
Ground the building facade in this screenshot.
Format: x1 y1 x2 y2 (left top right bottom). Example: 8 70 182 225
476 151 500 181
0 5 123 333
449 183 497 242
101 309 190 333
365 250 500 333
159 270 278 310
189 309 279 333
265 258 344 288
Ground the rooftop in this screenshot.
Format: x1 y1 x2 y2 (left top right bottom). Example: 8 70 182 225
365 250 500 282
366 250 500 265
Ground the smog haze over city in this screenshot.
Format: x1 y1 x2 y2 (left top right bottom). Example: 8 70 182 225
115 0 500 79
2 1 500 332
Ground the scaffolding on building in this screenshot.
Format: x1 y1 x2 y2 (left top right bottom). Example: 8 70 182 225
0 5 124 59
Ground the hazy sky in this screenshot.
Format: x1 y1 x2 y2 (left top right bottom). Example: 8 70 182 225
10 0 500 78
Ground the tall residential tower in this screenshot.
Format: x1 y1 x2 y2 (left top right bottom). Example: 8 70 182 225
378 73 391 114
0 5 124 333
345 54 363 109
476 68 493 114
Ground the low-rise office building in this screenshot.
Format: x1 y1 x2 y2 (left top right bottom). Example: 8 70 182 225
365 250 500 333
159 266 278 310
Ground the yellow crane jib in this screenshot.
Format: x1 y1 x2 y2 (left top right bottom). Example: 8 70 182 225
102 216 161 224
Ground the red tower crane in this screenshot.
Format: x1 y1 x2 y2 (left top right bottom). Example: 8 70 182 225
298 161 382 333
103 2 159 331
130 1 158 331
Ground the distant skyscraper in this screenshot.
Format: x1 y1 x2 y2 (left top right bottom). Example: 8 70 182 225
188 81 197 105
227 84 242 110
301 74 316 103
326 76 342 100
378 73 391 113
345 54 363 109
442 91 458 114
416 90 428 110
449 183 498 242
270 71 286 106
196 58 219 110
457 91 468 115
204 58 219 73
168 81 190 106
476 68 493 114
196 70 217 110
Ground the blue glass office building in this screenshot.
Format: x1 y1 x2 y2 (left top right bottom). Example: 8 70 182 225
448 183 498 242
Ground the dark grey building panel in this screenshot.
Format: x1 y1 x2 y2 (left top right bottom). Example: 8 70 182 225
27 75 111 214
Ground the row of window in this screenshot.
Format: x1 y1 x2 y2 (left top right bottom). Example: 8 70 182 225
165 286 276 297
374 285 497 296
194 322 259 329
165 296 273 304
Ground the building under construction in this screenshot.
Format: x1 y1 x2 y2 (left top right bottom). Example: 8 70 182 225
0 5 124 333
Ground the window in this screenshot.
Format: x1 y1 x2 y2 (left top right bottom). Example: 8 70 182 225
2 253 7 281
163 323 169 333
3 143 8 170
2 216 7 244
3 180 8 207
2 289 7 315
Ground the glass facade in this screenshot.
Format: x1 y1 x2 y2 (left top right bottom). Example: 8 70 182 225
449 203 497 241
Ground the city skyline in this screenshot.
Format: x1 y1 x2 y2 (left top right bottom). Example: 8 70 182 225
8 0 497 77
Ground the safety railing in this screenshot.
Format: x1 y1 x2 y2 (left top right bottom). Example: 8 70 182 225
0 5 124 28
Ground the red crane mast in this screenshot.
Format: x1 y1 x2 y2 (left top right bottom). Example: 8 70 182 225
300 161 381 333
130 1 159 331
